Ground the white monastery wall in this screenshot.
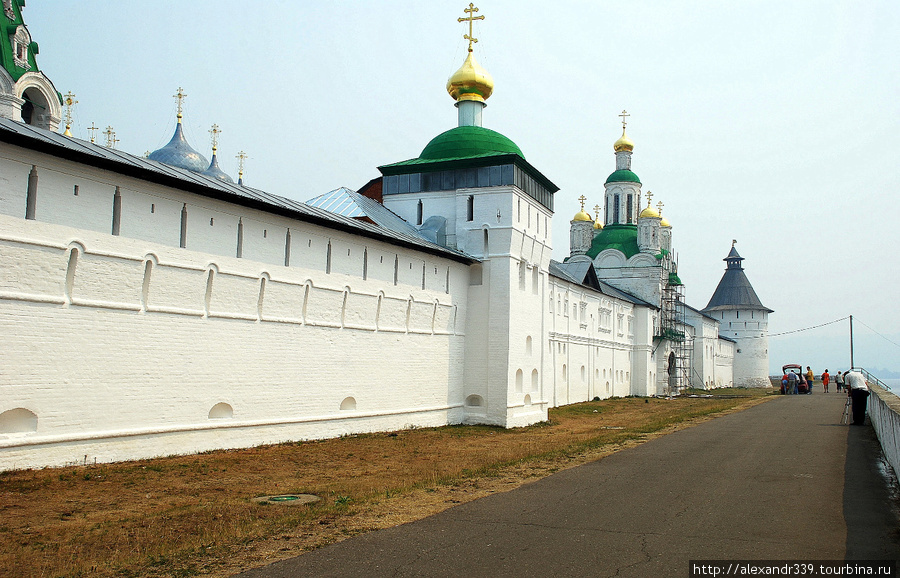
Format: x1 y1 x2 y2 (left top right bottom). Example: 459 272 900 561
0 162 473 470
547 277 641 405
714 338 735 387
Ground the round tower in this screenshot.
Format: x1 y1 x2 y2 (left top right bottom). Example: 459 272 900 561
702 244 773 387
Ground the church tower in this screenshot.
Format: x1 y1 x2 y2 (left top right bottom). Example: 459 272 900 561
703 244 773 387
378 5 558 427
0 0 61 130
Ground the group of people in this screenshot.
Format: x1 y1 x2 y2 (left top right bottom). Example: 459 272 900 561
779 366 870 425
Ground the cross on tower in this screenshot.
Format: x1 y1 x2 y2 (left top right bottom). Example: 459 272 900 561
646 190 653 207
88 122 98 143
458 3 485 53
656 200 664 215
594 204 601 220
578 195 587 211
209 124 221 153
103 125 114 148
619 109 630 129
174 87 187 121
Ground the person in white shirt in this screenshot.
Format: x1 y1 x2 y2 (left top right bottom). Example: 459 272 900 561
845 371 869 426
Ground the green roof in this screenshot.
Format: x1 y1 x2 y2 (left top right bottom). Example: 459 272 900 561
586 224 640 259
668 272 683 286
1 1 41 82
605 169 641 185
419 126 524 161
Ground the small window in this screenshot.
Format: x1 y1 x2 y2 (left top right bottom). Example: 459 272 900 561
467 196 474 221
417 200 423 225
210 218 214 226
150 203 155 213
73 185 79 196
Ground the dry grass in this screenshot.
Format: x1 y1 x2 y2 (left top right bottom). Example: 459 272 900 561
0 389 772 577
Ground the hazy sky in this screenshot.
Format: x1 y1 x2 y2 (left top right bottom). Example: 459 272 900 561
23 1 900 375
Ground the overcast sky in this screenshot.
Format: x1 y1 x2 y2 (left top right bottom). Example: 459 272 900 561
23 1 900 375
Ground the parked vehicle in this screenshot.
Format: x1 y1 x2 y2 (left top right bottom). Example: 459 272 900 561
781 364 808 394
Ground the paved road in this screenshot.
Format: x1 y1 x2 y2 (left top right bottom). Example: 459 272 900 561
235 393 900 577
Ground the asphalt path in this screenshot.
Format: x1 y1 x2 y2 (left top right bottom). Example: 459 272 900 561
235 392 900 577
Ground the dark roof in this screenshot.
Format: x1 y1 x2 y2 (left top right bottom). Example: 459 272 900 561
549 261 657 309
683 302 718 321
703 247 772 313
0 118 475 265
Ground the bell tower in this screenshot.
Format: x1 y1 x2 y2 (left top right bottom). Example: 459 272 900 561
0 0 62 131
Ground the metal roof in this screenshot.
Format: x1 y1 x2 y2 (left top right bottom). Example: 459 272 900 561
0 118 474 265
703 247 773 313
549 260 657 309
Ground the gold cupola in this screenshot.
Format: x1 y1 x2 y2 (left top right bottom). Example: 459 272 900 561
573 209 592 222
573 195 591 222
447 51 494 104
448 3 493 104
639 196 660 219
614 126 634 152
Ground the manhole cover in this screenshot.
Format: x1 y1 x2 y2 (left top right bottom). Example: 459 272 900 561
252 494 321 506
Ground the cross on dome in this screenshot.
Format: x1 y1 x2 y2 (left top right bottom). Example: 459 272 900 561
88 122 98 143
619 109 630 129
174 87 187 122
578 194 587 211
646 190 653 207
458 3 485 52
209 124 222 153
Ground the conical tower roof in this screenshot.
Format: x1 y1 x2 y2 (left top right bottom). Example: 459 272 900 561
703 246 773 313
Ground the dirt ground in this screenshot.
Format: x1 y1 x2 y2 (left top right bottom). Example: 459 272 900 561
0 392 772 577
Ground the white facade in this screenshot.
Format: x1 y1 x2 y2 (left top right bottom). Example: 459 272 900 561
708 308 769 387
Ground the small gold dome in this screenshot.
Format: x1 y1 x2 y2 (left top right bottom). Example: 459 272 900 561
639 205 660 219
447 51 494 104
660 217 671 228
594 219 603 230
614 127 634 152
573 210 592 222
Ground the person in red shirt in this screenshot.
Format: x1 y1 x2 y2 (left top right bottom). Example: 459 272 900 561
822 369 830 393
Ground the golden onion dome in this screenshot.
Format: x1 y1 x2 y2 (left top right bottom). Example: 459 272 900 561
573 210 592 222
447 51 494 104
660 217 671 228
614 127 634 152
639 205 660 219
594 219 604 230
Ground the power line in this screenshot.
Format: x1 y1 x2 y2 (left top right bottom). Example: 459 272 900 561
853 317 900 352
765 316 849 339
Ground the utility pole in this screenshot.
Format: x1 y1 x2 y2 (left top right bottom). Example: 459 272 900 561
849 315 854 369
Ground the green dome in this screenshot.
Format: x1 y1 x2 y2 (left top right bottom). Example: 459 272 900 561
420 126 524 161
586 224 639 259
605 169 641 185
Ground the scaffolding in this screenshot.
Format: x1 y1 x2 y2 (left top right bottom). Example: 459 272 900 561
657 272 693 395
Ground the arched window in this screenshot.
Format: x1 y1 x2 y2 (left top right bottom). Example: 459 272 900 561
515 369 524 392
340 397 356 411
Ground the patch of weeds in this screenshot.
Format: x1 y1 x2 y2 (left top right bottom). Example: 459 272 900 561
334 495 352 506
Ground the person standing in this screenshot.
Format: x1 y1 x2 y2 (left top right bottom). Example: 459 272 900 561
787 370 798 394
822 369 830 393
835 370 844 392
806 366 815 394
845 371 869 425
